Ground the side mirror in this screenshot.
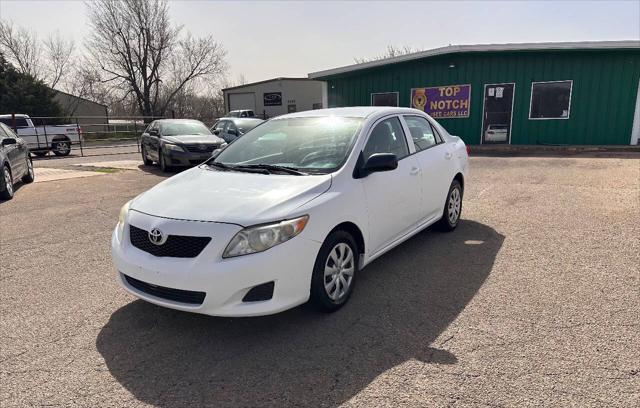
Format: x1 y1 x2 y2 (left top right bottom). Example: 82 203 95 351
355 153 398 178
1 137 17 146
212 129 221 135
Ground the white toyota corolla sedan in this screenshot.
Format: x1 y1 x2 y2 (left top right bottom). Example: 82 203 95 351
112 107 468 316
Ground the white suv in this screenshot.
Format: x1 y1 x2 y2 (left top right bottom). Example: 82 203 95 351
112 107 468 316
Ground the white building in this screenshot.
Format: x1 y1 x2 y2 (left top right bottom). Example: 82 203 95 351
223 77 326 118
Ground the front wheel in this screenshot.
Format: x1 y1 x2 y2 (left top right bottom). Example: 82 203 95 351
52 140 71 156
1 165 14 200
141 145 153 165
310 230 359 312
437 180 462 231
158 149 170 172
22 157 35 183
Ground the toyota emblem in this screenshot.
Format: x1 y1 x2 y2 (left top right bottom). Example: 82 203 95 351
148 228 167 245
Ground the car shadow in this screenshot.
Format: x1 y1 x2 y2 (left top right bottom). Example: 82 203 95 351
137 164 185 176
96 220 503 407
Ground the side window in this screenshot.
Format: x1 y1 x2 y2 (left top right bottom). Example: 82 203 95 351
1 123 16 137
227 122 238 133
214 121 227 131
404 116 438 152
363 117 409 161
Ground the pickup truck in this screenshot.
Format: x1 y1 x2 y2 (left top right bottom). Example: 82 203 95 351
0 114 81 156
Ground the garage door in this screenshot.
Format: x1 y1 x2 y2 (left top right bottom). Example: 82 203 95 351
229 93 256 112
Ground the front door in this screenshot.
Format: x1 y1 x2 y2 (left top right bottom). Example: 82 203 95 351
481 83 515 144
359 116 423 255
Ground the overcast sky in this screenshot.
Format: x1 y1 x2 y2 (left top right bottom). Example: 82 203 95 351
1 0 639 83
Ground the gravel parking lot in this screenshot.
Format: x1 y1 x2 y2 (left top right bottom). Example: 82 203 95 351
1 155 638 407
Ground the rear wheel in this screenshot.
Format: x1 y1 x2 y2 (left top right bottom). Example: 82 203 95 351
310 230 359 312
1 165 14 200
22 157 34 183
52 140 71 156
437 180 462 231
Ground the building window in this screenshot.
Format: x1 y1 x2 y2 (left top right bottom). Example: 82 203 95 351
529 80 573 120
371 92 399 107
312 103 323 110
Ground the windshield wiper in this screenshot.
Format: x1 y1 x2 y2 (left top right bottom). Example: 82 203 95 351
235 164 308 176
206 161 269 174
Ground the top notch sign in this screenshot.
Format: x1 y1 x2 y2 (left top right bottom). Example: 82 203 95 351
411 84 471 118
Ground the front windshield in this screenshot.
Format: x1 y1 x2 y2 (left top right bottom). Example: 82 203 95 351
236 120 262 133
214 116 362 174
161 121 211 136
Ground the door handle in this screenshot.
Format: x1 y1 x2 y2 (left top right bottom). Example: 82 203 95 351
444 152 453 160
410 167 420 175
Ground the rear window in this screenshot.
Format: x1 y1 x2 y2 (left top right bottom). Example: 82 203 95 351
0 118 28 128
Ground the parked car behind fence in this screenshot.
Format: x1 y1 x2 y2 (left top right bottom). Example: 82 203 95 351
0 114 81 156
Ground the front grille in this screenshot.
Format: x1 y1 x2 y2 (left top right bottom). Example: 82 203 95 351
129 225 211 258
183 144 218 153
123 274 206 305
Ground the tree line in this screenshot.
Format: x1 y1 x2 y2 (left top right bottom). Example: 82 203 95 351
0 0 237 124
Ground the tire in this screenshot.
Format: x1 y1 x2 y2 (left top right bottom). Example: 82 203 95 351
32 151 48 157
1 165 14 200
437 180 463 231
52 140 71 156
158 149 170 172
310 230 359 312
22 157 35 183
141 145 153 165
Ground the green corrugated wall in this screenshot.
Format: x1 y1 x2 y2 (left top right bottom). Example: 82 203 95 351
321 49 640 145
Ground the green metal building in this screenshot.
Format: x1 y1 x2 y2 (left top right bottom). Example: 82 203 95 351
308 41 640 146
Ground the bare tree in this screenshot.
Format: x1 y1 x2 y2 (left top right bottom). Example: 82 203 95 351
355 45 422 64
85 0 227 119
43 31 75 89
0 20 42 78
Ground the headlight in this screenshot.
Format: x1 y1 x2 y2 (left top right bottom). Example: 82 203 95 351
223 215 309 258
117 200 131 238
164 143 184 152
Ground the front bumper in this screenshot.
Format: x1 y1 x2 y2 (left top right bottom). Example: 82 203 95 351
111 210 321 317
164 149 215 167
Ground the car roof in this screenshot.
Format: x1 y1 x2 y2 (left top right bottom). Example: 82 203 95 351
0 114 28 119
274 106 426 120
217 117 263 122
154 119 204 123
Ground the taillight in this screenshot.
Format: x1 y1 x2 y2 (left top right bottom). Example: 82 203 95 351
466 146 471 156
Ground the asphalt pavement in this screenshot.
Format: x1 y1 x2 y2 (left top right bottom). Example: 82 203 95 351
1 155 638 407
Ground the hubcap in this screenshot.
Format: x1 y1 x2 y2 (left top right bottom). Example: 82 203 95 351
56 141 70 153
448 187 461 224
324 243 354 301
4 168 12 195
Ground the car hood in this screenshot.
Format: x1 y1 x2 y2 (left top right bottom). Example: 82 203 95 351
163 135 225 145
131 166 332 225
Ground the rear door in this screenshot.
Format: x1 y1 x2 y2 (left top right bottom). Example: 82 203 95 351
359 116 423 255
402 115 453 220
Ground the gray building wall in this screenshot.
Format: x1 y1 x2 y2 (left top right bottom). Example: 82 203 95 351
53 91 108 125
223 78 326 118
